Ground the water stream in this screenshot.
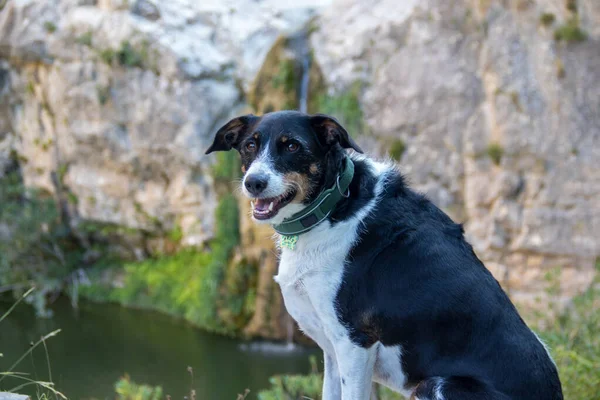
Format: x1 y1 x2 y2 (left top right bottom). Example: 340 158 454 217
0 298 318 400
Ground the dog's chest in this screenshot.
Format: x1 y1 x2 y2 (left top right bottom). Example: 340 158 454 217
275 225 354 351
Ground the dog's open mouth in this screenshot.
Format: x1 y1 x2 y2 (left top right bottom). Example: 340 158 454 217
252 189 297 220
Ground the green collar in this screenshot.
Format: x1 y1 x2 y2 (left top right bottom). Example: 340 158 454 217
274 157 354 236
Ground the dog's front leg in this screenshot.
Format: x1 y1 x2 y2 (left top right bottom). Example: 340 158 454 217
323 352 342 400
334 338 377 400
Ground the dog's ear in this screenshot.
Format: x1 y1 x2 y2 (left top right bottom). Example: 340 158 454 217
309 114 363 154
205 114 259 154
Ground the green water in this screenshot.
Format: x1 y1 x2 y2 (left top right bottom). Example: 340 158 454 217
0 298 317 400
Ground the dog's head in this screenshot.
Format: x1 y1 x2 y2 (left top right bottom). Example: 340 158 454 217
206 111 362 224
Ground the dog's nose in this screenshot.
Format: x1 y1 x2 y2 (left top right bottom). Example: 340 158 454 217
244 174 269 196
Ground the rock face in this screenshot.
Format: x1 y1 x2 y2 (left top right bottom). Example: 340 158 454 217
0 0 598 337
0 0 327 244
0 392 30 400
312 0 600 306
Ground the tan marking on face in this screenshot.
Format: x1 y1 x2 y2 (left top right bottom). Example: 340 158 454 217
281 136 288 143
253 133 259 139
284 172 312 202
241 165 246 173
309 163 319 175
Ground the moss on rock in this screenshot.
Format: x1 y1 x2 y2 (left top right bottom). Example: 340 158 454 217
248 36 301 113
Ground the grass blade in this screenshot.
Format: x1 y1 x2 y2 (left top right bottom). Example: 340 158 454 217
0 329 61 384
0 287 35 324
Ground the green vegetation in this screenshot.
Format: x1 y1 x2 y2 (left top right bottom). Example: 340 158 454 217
115 41 146 68
0 159 129 315
486 143 504 166
539 13 556 26
26 81 35 95
258 373 323 400
79 191 251 335
565 0 577 13
80 138 249 334
273 59 297 94
389 139 406 161
554 18 587 42
0 166 79 316
510 91 522 112
249 36 300 113
315 82 364 137
75 31 93 47
96 84 110 105
212 150 241 185
556 58 566 79
98 41 153 69
115 376 163 400
537 262 600 400
43 21 57 33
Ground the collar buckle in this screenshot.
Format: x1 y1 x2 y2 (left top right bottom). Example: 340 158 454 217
336 174 351 198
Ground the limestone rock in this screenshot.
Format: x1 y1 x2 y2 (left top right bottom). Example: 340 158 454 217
312 0 600 305
0 393 30 400
0 0 330 245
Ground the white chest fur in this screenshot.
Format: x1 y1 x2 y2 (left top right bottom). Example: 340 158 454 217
272 160 412 398
275 219 358 354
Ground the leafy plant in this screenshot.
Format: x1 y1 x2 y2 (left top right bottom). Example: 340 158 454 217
565 0 577 13
486 143 504 166
315 82 364 137
389 139 406 161
98 41 152 69
43 22 57 33
539 13 556 26
537 262 600 400
75 31 93 47
115 375 163 400
258 357 322 400
96 84 111 105
554 18 587 42
272 59 298 94
80 193 249 335
212 151 241 185
0 168 77 316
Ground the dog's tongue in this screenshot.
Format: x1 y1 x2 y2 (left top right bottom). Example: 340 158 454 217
254 198 272 212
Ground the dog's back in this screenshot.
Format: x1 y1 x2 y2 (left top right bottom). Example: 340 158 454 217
335 162 563 400
206 111 563 399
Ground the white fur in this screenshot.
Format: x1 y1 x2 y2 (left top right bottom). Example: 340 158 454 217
532 330 557 367
373 345 412 398
433 377 445 400
270 157 410 400
242 145 307 225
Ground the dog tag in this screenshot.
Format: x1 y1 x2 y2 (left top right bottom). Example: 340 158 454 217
281 235 298 250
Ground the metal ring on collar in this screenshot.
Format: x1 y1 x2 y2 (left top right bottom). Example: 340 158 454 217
336 175 350 198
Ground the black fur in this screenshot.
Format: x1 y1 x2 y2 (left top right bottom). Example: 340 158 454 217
207 111 563 399
206 111 363 204
333 157 563 400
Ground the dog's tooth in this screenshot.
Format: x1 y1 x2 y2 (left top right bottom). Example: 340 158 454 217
268 202 274 211
251 201 255 209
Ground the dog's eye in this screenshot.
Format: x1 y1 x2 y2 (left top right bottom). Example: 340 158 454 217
286 142 299 153
245 141 256 151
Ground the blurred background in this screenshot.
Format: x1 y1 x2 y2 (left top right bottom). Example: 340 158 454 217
0 0 598 399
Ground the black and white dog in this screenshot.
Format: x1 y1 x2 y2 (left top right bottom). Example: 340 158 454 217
206 111 562 400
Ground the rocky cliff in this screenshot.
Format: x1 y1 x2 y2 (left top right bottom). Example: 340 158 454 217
1 0 598 337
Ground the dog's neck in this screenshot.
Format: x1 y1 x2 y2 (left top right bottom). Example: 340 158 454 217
273 155 355 236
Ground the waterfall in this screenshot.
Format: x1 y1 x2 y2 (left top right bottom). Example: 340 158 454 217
298 54 310 113
287 29 312 114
